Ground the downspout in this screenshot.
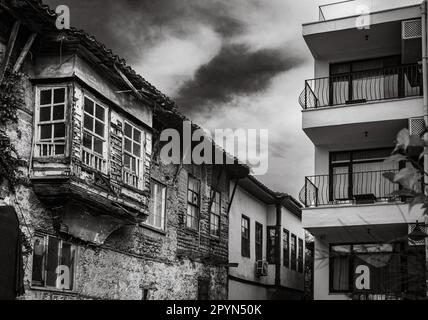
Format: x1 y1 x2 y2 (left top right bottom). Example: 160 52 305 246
421 0 428 298
274 198 282 293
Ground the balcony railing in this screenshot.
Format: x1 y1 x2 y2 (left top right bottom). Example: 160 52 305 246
299 169 403 207
299 64 422 109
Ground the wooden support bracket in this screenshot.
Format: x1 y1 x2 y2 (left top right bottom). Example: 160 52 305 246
12 32 37 73
0 20 20 84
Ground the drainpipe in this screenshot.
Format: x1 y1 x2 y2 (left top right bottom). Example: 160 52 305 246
421 0 428 299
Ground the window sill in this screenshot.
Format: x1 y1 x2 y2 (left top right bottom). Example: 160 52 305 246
140 223 166 235
30 286 77 295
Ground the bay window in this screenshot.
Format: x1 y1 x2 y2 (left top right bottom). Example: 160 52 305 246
82 96 106 172
36 87 66 157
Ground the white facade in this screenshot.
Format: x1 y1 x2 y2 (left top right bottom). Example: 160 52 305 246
300 1 427 300
228 177 305 300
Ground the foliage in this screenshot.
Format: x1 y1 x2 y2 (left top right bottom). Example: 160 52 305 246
0 71 26 191
382 128 428 215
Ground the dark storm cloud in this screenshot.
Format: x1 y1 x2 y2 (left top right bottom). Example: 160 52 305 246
175 44 305 113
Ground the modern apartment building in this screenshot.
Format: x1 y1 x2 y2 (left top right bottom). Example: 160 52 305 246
228 176 305 300
299 0 428 300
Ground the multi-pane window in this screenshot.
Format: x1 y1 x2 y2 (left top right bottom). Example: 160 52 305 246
267 226 277 264
123 121 143 188
255 222 263 261
31 234 76 290
298 238 304 273
36 87 66 157
147 180 166 230
291 234 297 271
210 191 221 237
82 96 106 171
283 229 290 267
186 176 200 230
241 216 250 258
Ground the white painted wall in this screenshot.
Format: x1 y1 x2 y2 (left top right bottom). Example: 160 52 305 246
228 280 267 300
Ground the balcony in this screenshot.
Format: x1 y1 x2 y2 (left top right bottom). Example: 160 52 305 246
299 169 403 208
299 64 422 110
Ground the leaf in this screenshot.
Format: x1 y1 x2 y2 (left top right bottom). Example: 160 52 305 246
396 128 410 149
393 166 420 190
409 195 427 211
384 154 407 164
382 172 396 183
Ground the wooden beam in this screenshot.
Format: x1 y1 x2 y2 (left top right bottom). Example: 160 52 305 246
0 20 20 83
12 32 36 73
114 63 143 100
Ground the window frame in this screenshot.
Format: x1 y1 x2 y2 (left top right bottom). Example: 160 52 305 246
209 190 221 238
266 226 277 264
81 94 108 172
145 178 167 231
290 234 297 271
35 86 68 157
241 215 250 258
186 175 200 230
255 222 263 261
30 233 77 292
298 237 304 273
283 229 290 268
122 120 145 189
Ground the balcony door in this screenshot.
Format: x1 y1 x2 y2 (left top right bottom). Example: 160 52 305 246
329 148 398 203
329 56 407 105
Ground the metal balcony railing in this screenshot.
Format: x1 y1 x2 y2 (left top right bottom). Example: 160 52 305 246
298 169 403 207
299 64 422 109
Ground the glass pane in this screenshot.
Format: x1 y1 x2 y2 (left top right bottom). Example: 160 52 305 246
40 124 52 140
95 120 104 137
83 133 92 149
124 138 132 153
40 89 52 105
53 105 65 121
31 236 45 286
124 123 132 138
46 237 59 287
54 88 65 104
61 242 74 290
95 105 105 121
131 157 136 172
94 137 103 154
54 123 65 138
84 98 94 114
84 115 93 131
40 106 51 122
124 154 131 169
55 145 65 155
133 143 140 157
133 128 141 142
332 256 350 291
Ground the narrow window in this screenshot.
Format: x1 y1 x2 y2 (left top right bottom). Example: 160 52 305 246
255 222 263 261
291 234 297 271
31 235 76 290
283 229 290 267
198 279 210 300
186 176 200 230
36 87 66 157
209 191 221 237
123 121 144 188
330 245 351 292
267 226 277 264
298 238 304 273
147 179 166 230
82 96 106 172
241 215 250 258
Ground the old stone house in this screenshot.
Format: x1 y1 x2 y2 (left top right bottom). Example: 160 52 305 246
0 0 248 300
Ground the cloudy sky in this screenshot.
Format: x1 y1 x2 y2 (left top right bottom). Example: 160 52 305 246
45 0 335 199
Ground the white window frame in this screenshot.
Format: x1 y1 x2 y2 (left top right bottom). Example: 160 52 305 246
30 234 77 292
145 179 166 231
35 86 67 157
81 95 107 173
122 120 144 189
